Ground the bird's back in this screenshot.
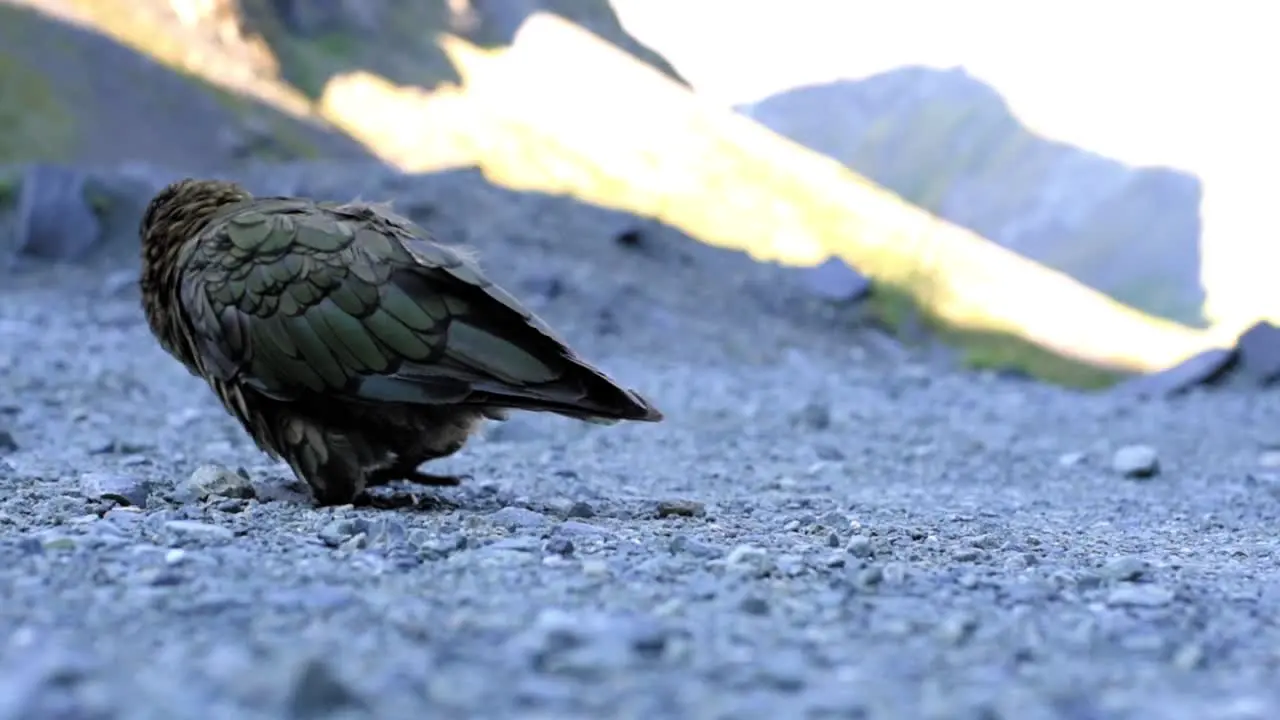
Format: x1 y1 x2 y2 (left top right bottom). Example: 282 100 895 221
176 195 663 425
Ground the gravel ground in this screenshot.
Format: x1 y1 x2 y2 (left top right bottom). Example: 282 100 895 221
4 172 1280 719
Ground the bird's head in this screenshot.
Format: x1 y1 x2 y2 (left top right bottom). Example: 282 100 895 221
139 177 253 272
138 178 254 341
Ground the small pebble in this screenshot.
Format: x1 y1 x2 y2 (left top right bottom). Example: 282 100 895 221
855 565 884 587
818 511 847 528
42 536 77 552
164 520 235 541
366 518 407 546
544 537 574 556
1172 643 1205 670
1058 451 1086 467
338 533 368 552
968 533 1001 549
79 471 151 508
1112 445 1160 479
490 537 540 553
489 506 550 529
669 534 724 558
937 613 979 645
1003 554 1030 571
288 658 365 719
656 499 705 518
1101 555 1150 582
318 519 366 548
845 535 873 558
883 563 908 584
214 498 248 513
103 507 145 526
554 520 608 538
1107 584 1175 607
581 558 611 577
796 401 832 430
815 445 845 461
725 544 774 576
185 464 256 500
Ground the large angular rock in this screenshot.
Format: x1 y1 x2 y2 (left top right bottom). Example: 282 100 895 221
1236 320 1280 385
1111 348 1237 399
1 164 101 269
742 66 1206 327
1111 320 1280 397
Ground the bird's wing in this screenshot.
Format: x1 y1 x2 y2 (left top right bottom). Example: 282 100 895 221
179 200 661 422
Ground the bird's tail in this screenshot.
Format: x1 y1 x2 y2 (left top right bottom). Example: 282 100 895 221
471 361 664 425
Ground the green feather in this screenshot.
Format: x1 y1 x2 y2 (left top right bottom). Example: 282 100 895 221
311 297 390 373
283 314 347 387
378 284 439 331
226 214 272 249
362 308 437 360
446 321 558 384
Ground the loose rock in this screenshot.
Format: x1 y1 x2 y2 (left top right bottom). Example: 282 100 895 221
489 506 550 530
725 544 774 576
802 256 872 302
10 164 103 266
1112 445 1160 479
318 519 366 548
287 658 366 719
1101 556 1151 582
184 464 256 501
845 535 873 558
79 471 151 508
164 520 235 542
655 499 705 518
1107 585 1176 608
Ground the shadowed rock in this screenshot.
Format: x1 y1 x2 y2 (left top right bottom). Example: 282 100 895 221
16 164 101 259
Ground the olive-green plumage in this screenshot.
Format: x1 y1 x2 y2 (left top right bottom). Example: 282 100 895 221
138 178 663 506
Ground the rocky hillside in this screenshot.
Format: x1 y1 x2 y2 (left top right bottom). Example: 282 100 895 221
742 67 1207 328
0 2 371 170
0 0 685 170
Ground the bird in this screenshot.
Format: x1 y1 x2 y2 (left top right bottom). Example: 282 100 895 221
138 178 663 507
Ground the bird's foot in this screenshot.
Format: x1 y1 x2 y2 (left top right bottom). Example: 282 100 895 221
353 489 458 511
366 466 472 488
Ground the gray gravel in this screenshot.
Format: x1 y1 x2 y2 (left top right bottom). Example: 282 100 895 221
5 180 1280 719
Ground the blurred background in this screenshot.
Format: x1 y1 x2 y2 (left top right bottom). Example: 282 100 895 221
1 0 1275 388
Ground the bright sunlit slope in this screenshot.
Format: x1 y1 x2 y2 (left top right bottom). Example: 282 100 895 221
319 13 1223 388
613 0 1280 340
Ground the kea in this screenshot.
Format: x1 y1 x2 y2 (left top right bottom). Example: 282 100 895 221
138 178 663 507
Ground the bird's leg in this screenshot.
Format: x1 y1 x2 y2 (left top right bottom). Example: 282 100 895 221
269 412 411 508
357 458 466 511
280 432 368 507
403 469 470 486
365 459 472 488
364 424 479 490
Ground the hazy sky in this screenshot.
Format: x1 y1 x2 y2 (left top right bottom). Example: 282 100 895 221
612 0 1278 325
